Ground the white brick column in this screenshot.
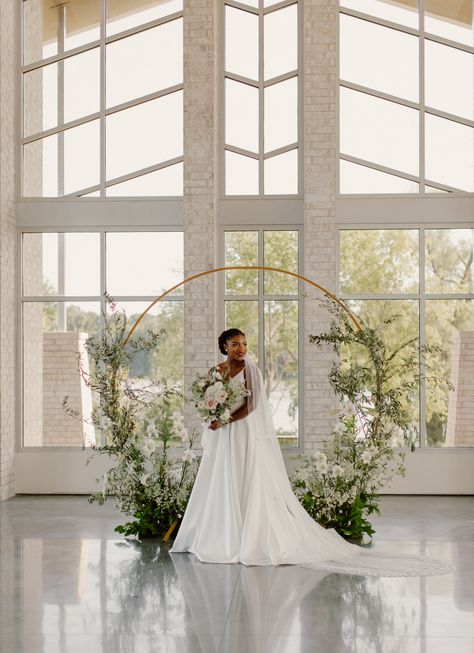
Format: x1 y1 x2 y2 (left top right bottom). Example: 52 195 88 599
0 0 18 499
183 0 217 427
303 0 338 451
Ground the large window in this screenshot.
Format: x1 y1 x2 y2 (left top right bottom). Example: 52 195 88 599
223 229 301 447
339 1 474 194
21 230 184 447
21 0 183 197
224 1 300 196
340 228 474 447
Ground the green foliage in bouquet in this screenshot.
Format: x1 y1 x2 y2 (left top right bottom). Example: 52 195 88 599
292 298 450 541
64 295 199 539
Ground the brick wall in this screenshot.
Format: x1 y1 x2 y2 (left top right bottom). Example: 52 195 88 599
183 0 217 432
303 0 338 450
0 0 18 499
446 331 474 447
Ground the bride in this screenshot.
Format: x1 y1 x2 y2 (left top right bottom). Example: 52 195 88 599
170 329 453 577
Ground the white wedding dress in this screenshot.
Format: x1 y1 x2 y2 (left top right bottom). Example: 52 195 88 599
170 357 453 577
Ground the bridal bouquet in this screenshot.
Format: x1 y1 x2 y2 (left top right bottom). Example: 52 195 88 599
190 367 249 425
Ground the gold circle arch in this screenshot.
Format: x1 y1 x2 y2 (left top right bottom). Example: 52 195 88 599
124 266 361 346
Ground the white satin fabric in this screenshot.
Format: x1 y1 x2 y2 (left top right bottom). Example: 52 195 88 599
170 357 453 576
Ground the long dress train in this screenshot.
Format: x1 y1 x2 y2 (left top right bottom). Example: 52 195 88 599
170 359 453 577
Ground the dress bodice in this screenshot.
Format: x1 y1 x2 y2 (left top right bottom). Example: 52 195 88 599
229 369 247 413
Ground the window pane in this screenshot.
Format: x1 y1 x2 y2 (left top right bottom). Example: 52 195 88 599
225 231 258 295
225 300 259 363
106 20 183 108
107 0 183 36
64 120 100 195
23 301 100 447
340 15 418 102
425 0 473 47
23 62 58 137
264 5 298 80
264 149 298 195
106 163 183 196
106 93 183 180
345 299 419 447
426 300 474 447
340 230 419 294
114 301 184 389
264 77 298 153
340 87 419 176
425 41 473 121
264 231 298 295
23 233 101 296
106 232 183 296
425 115 474 192
225 6 258 80
340 0 418 29
63 48 100 124
264 301 298 447
225 80 259 153
425 229 474 294
225 151 259 195
23 0 101 64
23 134 58 197
339 160 419 194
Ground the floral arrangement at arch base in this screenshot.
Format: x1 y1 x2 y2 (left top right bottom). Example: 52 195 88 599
64 295 200 540
291 298 451 542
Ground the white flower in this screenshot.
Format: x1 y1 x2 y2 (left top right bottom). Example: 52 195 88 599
314 451 327 464
181 449 196 462
221 408 231 423
333 423 345 435
172 411 184 424
316 460 328 474
344 402 357 417
215 390 228 404
361 450 372 464
354 432 366 443
205 398 218 410
146 423 157 437
213 370 223 380
331 464 344 478
139 472 151 485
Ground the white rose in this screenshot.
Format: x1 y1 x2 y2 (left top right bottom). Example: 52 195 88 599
216 390 228 404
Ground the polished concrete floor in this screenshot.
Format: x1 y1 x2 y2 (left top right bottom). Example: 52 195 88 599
0 496 473 653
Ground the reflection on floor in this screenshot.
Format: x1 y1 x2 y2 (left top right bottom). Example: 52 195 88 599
0 495 473 653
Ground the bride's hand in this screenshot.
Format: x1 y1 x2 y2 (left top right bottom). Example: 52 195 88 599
208 420 221 431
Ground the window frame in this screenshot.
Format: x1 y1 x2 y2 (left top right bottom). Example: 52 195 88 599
338 4 474 196
17 225 184 450
218 224 304 452
338 223 474 449
19 1 184 199
221 0 303 198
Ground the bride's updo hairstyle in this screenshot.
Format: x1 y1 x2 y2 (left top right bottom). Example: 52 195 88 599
218 328 245 355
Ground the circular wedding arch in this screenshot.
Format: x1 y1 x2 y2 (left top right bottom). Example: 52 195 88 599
124 266 361 345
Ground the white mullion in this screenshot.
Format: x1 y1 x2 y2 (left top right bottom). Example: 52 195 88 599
263 69 298 87
424 32 474 55
22 84 184 146
58 6 65 198
297 0 303 197
105 157 184 187
225 1 259 15
105 84 184 117
259 1 265 196
340 154 420 183
340 293 421 301
339 6 419 37
419 227 427 447
424 107 474 129
100 0 106 197
17 0 25 199
99 227 107 446
263 0 298 14
419 0 425 193
225 71 260 88
225 144 260 159
17 232 25 447
263 143 298 159
105 11 184 44
340 80 419 111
